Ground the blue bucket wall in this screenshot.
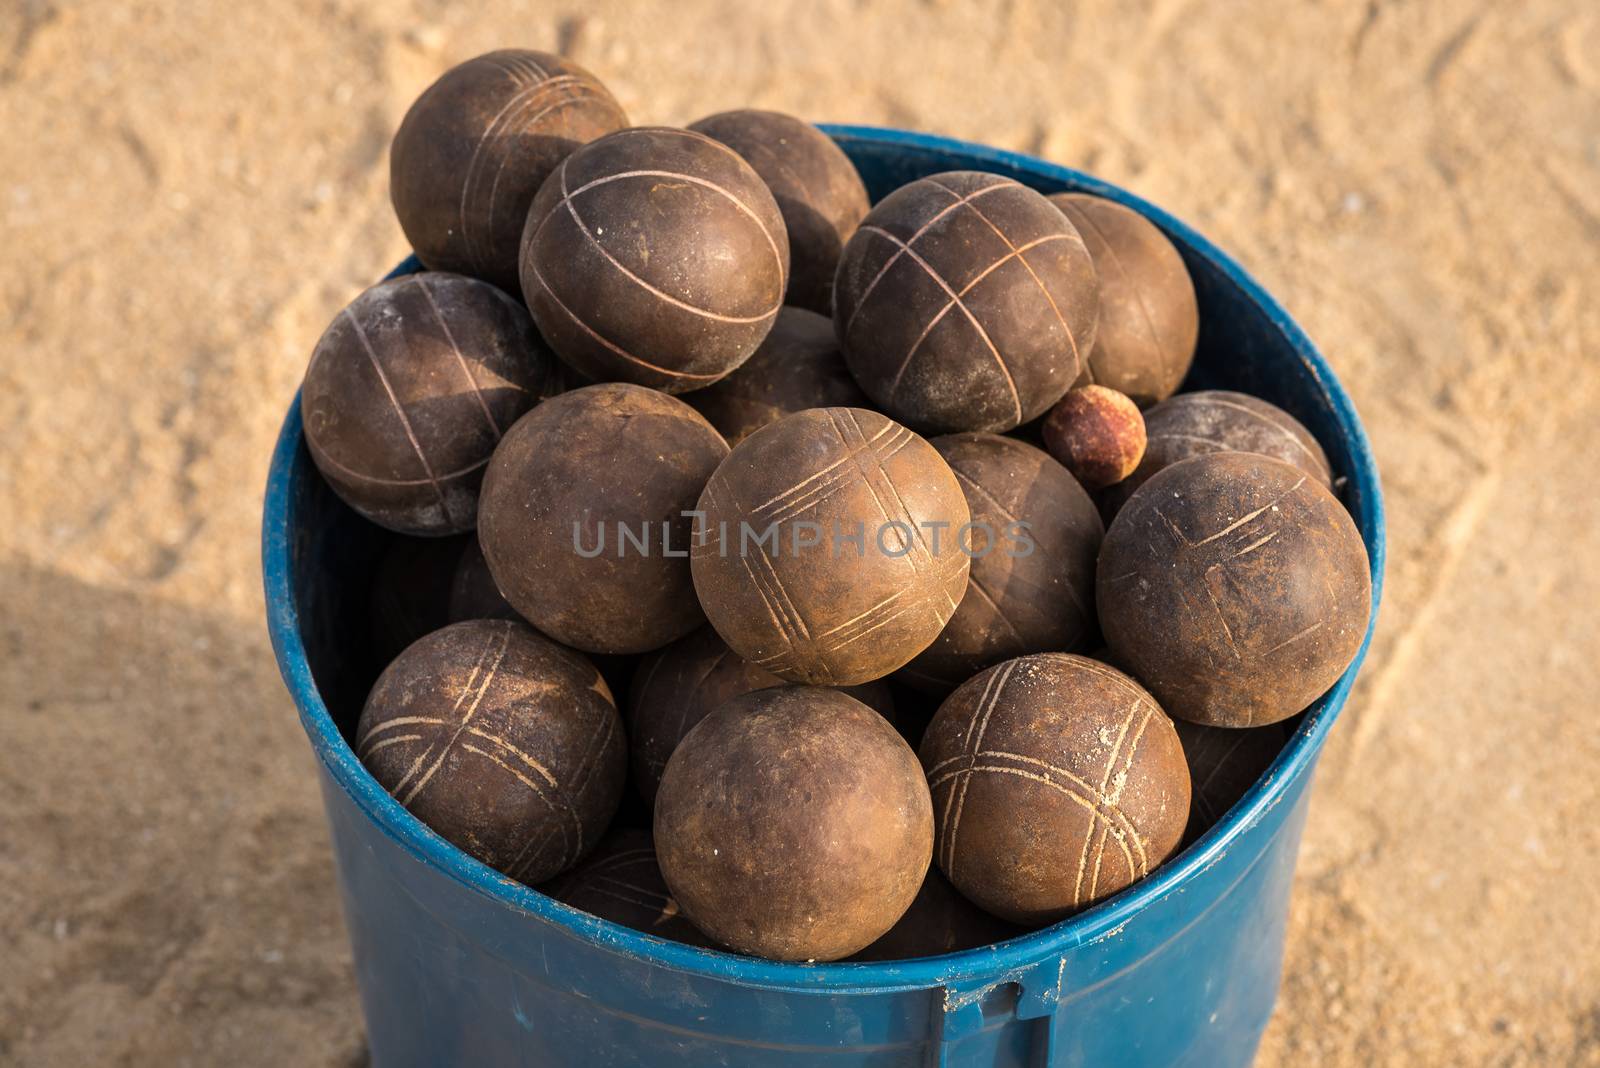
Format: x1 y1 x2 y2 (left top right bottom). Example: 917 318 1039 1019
262 126 1386 1068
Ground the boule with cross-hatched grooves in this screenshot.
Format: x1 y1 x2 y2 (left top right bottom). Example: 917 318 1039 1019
355 619 626 886
833 171 1099 433
920 653 1189 925
520 126 790 393
1097 451 1371 727
301 273 553 536
690 406 971 687
390 50 627 292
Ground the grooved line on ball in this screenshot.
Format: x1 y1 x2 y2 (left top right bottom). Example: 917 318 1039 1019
1201 565 1245 661
749 548 812 642
1087 708 1154 899
465 727 561 786
538 163 785 300
1232 530 1279 558
882 233 1074 406
587 876 673 912
399 624 512 807
459 742 577 873
831 412 947 605
487 53 550 86
343 308 451 520
584 848 658 873
414 276 503 439
927 751 1144 874
1072 699 1139 907
507 704 616 880
941 659 1018 874
1190 477 1307 547
951 469 1091 625
1261 620 1323 656
1058 201 1168 383
1202 397 1332 479
842 178 1013 337
856 226 1022 425
360 733 423 757
458 75 587 271
746 419 895 514
355 715 449 754
558 166 783 324
1195 730 1253 816
529 260 724 381
390 637 496 796
934 178 1081 376
306 446 491 490
1039 655 1153 707
479 86 612 258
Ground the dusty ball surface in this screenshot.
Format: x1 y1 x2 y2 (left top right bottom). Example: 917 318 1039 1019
897 434 1103 694
920 653 1189 924
1097 452 1372 727
1103 389 1333 515
390 50 627 291
691 407 971 686
543 829 712 947
301 273 552 535
1172 719 1292 842
520 126 790 393
655 686 933 961
834 171 1098 433
685 306 873 445
627 626 895 802
1041 384 1148 490
478 383 729 654
355 619 625 884
688 109 869 315
1049 193 1198 406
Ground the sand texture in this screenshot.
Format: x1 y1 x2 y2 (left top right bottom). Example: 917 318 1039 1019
2 0 1598 1063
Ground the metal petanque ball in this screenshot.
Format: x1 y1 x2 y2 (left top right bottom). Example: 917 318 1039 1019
834 171 1098 433
520 126 789 393
691 406 970 686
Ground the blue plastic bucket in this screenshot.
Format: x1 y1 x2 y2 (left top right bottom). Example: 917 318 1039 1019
263 125 1385 1068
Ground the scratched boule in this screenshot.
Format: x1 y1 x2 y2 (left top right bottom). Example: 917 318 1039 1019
478 383 729 654
356 619 626 885
519 125 789 393
690 406 970 686
1101 389 1332 517
390 50 628 292
918 652 1189 924
833 171 1100 434
1096 451 1371 727
300 273 553 535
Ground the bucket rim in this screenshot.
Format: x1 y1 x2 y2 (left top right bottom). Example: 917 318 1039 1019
262 123 1387 993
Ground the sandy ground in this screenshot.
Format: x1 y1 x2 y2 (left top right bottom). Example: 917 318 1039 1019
2 0 1598 1063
